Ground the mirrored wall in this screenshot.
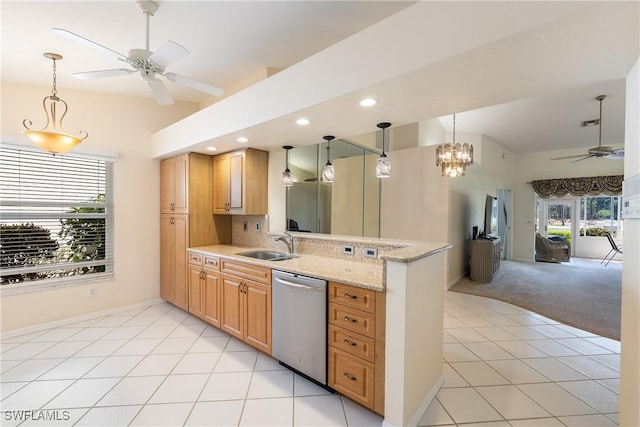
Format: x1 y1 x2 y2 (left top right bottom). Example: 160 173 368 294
285 139 381 237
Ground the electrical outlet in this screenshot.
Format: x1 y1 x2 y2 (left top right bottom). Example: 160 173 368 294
364 247 378 258
243 221 248 232
89 288 97 298
342 245 355 255
255 221 261 231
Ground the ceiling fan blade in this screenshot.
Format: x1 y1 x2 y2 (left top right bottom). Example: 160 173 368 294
73 69 134 80
149 41 189 68
164 72 224 97
550 154 590 160
52 28 129 62
570 154 595 163
604 149 625 160
147 78 174 105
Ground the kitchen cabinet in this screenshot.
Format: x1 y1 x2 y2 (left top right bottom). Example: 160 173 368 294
220 259 272 354
160 214 188 310
187 252 221 327
328 282 386 415
160 153 231 310
212 148 268 215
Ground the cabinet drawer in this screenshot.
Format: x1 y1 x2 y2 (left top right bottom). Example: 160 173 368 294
329 303 375 338
188 252 203 266
203 256 219 270
221 259 271 285
329 282 376 314
328 347 375 409
329 324 375 363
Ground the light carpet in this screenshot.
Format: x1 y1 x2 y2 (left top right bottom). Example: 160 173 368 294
450 257 622 340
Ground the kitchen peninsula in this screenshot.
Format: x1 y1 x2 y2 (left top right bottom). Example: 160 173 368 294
187 232 451 427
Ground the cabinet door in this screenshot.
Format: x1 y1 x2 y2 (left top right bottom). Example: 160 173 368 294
160 155 189 214
212 154 230 214
159 214 174 301
228 151 245 213
220 274 243 340
172 215 189 311
203 269 221 328
172 155 189 213
188 266 204 319
244 279 271 354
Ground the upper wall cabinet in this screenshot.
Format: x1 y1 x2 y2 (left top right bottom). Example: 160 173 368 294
213 148 268 215
160 154 189 214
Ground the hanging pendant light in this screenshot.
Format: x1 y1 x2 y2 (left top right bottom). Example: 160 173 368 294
22 53 88 154
435 114 473 177
376 122 391 178
321 135 335 183
282 145 294 186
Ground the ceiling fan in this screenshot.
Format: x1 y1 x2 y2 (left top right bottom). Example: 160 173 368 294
551 95 624 163
52 0 223 105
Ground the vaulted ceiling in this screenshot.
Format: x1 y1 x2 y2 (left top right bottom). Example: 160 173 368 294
2 1 638 156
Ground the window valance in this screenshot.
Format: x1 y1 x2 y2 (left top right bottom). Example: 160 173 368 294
529 175 624 199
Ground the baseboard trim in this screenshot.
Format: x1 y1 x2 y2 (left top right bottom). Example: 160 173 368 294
0 298 166 339
382 375 445 427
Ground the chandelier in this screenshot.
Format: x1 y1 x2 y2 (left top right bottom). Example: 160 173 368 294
435 114 473 177
22 53 88 154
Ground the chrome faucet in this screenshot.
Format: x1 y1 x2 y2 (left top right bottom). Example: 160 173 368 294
276 232 294 254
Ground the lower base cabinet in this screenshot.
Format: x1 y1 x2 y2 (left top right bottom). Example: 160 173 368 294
328 281 385 415
187 253 221 328
220 260 272 355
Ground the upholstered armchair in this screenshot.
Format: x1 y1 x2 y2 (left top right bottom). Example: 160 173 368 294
535 232 571 263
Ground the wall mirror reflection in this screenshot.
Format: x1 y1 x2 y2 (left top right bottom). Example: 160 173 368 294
286 139 381 237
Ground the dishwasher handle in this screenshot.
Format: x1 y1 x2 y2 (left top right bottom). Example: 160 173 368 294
274 276 324 291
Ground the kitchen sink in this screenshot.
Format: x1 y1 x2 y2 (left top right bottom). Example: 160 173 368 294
237 250 298 261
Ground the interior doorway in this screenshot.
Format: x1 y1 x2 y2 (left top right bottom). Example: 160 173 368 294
496 188 511 260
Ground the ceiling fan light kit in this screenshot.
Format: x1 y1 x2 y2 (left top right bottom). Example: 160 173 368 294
551 94 625 162
52 0 223 105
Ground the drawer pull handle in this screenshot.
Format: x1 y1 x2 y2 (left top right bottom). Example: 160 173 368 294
343 293 357 299
343 372 357 381
343 339 357 347
343 316 358 323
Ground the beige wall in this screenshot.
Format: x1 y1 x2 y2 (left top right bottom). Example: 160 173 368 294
380 145 449 243
447 133 516 286
620 57 639 427
0 82 197 332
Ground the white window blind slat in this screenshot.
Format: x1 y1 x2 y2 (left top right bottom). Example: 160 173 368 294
0 145 115 288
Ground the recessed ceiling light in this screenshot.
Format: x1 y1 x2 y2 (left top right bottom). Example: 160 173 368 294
237 137 249 143
206 146 217 152
296 118 310 126
360 98 377 107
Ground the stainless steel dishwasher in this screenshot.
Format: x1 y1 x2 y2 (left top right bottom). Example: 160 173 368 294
272 269 328 386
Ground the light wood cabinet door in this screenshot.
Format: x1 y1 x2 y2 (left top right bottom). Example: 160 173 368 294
172 215 189 311
212 154 230 214
329 347 375 409
188 265 204 319
203 268 221 328
220 273 243 340
228 151 244 212
160 154 188 214
244 279 272 354
160 214 188 311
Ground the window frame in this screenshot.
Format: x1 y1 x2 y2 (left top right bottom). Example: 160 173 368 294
0 141 116 296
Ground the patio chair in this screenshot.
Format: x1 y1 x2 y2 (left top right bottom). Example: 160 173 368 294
535 232 570 263
602 232 623 267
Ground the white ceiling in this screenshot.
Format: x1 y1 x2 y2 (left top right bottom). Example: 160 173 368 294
2 1 639 156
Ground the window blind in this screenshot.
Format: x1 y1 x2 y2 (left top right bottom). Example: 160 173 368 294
0 143 114 289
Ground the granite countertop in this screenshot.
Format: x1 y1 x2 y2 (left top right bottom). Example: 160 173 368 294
189 241 452 291
189 244 384 291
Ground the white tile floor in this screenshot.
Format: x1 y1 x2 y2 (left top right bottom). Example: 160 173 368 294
0 291 620 426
